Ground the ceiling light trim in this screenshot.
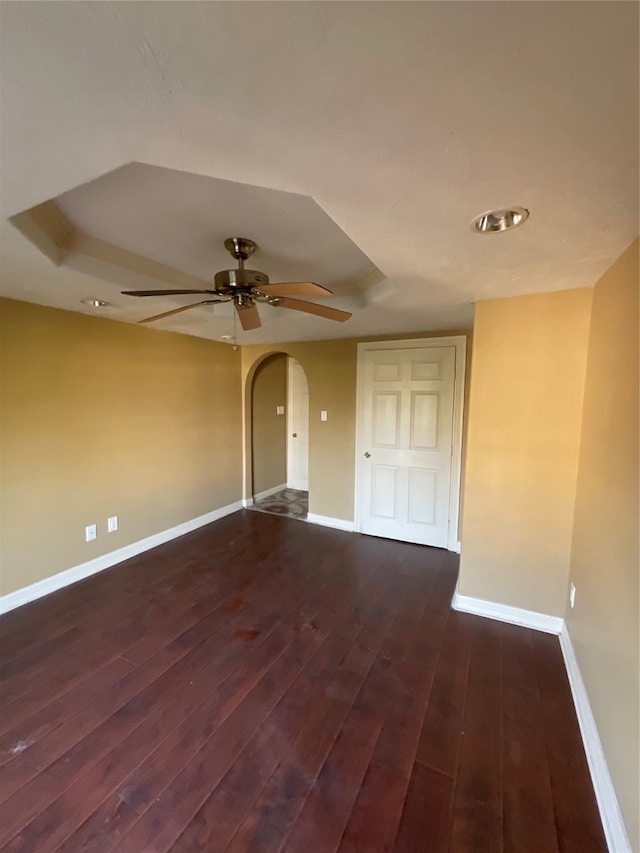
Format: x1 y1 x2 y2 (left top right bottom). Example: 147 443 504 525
471 207 530 234
80 298 111 308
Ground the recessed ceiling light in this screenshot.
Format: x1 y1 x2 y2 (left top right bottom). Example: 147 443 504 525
472 207 529 234
80 298 110 308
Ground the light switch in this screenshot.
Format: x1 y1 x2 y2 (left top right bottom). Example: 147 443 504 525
276 405 285 415
321 410 328 421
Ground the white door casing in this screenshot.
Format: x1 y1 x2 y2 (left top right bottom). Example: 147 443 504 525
287 357 309 491
355 338 466 551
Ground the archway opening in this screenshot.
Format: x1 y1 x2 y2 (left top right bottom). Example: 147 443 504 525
246 353 309 521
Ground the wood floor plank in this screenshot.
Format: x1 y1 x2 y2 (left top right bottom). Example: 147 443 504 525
5 621 300 853
0 511 606 853
337 762 408 853
108 608 339 851
365 583 450 782
280 704 384 853
0 657 132 770
0 532 213 663
450 616 504 853
0 555 245 733
392 761 454 853
501 623 559 853
533 631 607 853
0 604 232 803
0 622 243 845
168 635 357 852
0 535 312 794
0 562 320 844
57 795 139 853
337 566 452 852
415 609 475 777
224 567 411 853
100 550 358 851
223 688 359 853
169 565 393 853
0 511 272 665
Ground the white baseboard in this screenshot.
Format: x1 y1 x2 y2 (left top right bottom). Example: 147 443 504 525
452 590 564 635
559 628 632 853
307 513 355 533
0 499 243 615
243 483 287 509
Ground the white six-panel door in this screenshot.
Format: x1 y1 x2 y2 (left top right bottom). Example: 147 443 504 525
356 344 458 548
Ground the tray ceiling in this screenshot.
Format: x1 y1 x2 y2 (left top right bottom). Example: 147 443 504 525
1 2 637 343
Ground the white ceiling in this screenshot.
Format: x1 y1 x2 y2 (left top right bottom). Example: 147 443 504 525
1 1 638 344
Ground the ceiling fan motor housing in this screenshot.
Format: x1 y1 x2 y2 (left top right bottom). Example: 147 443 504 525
214 268 270 292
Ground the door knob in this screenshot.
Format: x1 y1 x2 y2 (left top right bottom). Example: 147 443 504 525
364 451 371 458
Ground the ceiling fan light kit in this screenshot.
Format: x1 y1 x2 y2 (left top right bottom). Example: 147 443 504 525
122 237 352 331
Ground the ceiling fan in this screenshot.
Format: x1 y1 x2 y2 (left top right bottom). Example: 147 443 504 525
121 237 352 330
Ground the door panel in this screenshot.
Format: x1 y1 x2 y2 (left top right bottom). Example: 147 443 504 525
373 392 401 447
357 345 456 547
408 467 437 525
371 465 399 519
411 359 441 381
373 361 401 382
410 392 438 449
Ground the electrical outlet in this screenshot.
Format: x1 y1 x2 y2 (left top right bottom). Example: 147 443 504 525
107 516 118 533
321 410 328 421
569 582 576 609
85 524 97 542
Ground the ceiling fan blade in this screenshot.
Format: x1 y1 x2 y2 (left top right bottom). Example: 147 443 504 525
258 282 333 298
274 297 352 323
138 301 215 324
235 301 262 331
123 289 212 297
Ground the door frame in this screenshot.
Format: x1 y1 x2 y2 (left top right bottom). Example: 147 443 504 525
286 356 309 490
354 336 467 552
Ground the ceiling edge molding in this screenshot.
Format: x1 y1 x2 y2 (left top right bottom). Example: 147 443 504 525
9 200 75 265
9 200 214 293
65 232 213 291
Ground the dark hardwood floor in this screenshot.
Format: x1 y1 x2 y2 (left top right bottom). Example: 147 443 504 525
0 510 606 852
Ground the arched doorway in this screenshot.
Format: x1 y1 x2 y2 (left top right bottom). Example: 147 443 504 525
244 352 310 520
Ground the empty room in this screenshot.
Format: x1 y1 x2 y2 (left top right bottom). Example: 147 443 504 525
0 2 638 852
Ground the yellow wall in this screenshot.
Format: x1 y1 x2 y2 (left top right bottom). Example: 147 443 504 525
251 353 287 495
1 304 470 596
241 330 471 522
567 238 639 850
0 298 243 595
459 288 593 616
